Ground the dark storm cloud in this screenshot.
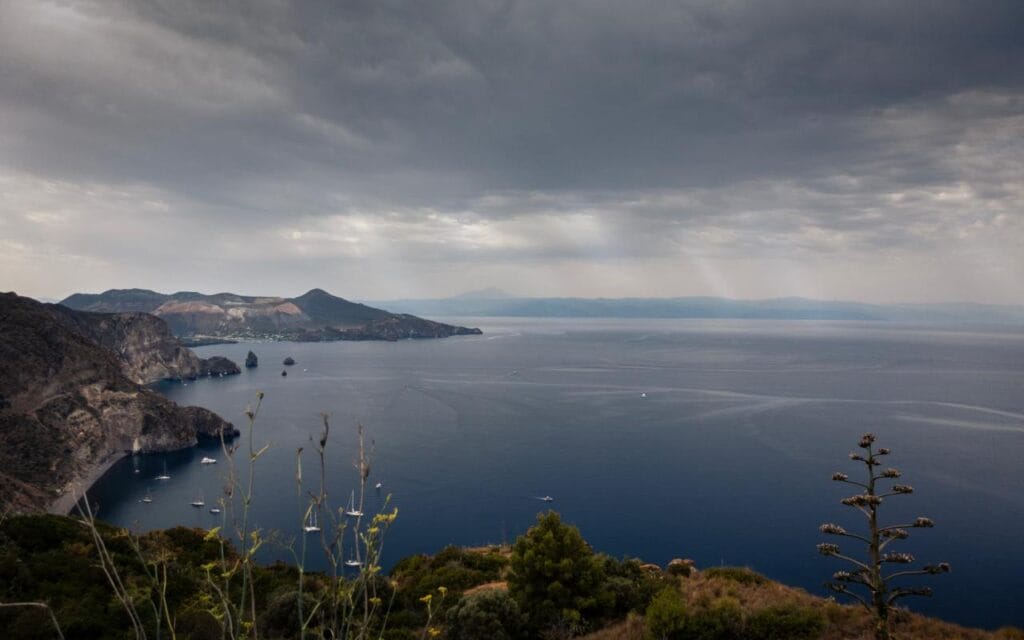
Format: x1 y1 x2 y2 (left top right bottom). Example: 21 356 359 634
1 0 1022 300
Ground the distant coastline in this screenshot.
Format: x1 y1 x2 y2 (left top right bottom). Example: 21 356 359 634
59 288 483 342
179 336 239 348
368 295 1024 325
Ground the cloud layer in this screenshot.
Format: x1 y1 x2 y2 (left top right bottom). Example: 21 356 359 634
2 0 1022 302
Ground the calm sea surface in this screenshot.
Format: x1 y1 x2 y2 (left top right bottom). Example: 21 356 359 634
86 318 1024 629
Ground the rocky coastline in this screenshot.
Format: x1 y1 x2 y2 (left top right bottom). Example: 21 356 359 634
0 293 239 514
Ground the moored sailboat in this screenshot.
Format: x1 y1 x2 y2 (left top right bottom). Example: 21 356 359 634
344 490 363 517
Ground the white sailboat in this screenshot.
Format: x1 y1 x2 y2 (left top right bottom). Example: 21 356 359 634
344 530 363 567
209 507 221 515
155 461 171 481
344 490 363 517
303 509 321 533
141 489 153 504
190 490 205 508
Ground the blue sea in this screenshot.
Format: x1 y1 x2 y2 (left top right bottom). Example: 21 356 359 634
84 318 1024 629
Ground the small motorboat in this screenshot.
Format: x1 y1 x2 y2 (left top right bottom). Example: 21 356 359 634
200 457 217 465
538 496 554 502
209 507 221 515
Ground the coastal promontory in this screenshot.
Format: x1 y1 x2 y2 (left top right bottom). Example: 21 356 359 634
0 293 239 514
61 287 483 342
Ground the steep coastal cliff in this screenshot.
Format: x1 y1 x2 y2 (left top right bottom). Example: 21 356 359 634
46 303 240 384
0 293 239 514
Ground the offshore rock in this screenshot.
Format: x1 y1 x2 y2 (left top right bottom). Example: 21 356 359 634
245 350 258 368
200 356 241 377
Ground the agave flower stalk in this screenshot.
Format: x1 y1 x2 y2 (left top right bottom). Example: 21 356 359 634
818 433 949 640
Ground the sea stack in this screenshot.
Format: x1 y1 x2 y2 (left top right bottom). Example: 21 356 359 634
245 350 258 368
200 355 241 377
283 356 295 366
281 369 287 377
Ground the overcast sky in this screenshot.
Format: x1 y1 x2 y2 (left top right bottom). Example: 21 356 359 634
1 1 1022 303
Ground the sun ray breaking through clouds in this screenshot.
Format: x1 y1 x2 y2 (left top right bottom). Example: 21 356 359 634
0 0 1022 302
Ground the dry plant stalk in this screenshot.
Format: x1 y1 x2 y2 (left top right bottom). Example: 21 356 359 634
818 433 950 640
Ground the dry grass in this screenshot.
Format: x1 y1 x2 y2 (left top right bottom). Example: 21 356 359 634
579 567 1013 640
464 543 513 557
580 613 644 640
684 568 996 640
461 580 507 597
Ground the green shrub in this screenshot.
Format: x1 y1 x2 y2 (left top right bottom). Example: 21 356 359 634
702 566 767 585
601 556 671 616
175 608 223 640
445 589 524 640
746 604 826 640
390 545 509 623
685 596 743 640
644 588 687 640
259 589 318 638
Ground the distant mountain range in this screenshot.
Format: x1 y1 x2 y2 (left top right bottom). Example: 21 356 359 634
370 294 1024 324
60 288 482 341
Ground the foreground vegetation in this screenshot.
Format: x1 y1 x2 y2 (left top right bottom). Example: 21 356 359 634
1 512 1021 640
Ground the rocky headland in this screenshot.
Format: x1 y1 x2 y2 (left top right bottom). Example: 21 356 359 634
0 293 239 514
46 302 240 384
61 287 483 342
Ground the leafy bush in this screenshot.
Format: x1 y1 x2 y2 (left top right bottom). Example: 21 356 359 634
645 592 744 640
445 589 524 640
644 588 687 640
746 604 826 640
259 589 318 639
601 556 671 616
684 597 743 640
390 545 508 621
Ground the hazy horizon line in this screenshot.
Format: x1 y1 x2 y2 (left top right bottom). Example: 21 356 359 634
20 287 1024 311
